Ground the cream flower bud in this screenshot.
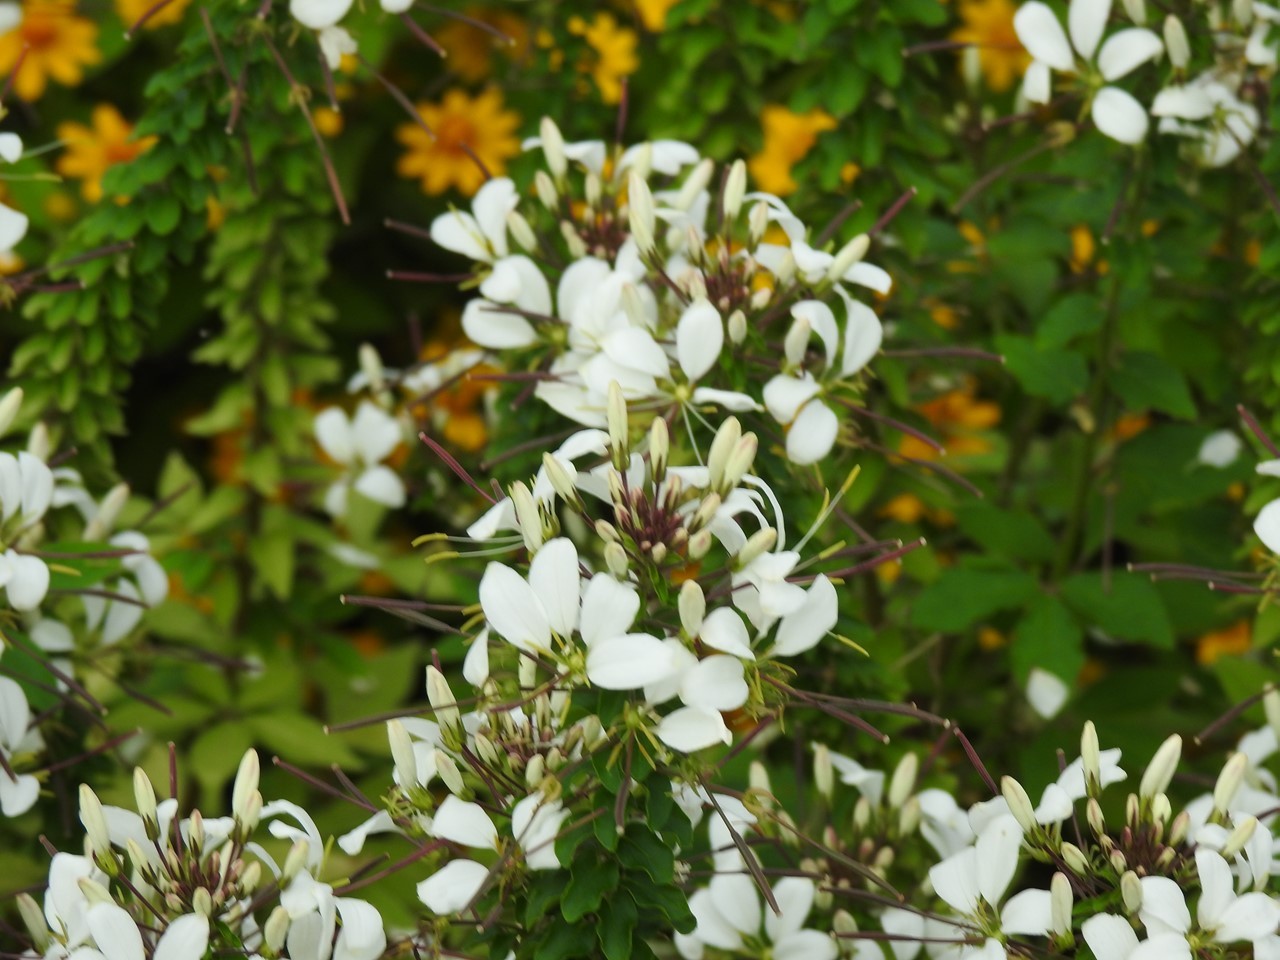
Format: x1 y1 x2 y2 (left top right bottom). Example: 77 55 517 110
723 435 758 490
773 250 796 285
735 527 778 569
814 744 834 799
1169 810 1190 846
1139 734 1181 801
688 528 713 559
427 666 461 736
1086 797 1105 836
585 171 602 210
749 201 770 246
27 422 50 461
1235 0 1254 26
1150 792 1171 827
535 170 558 210
519 654 538 689
827 234 870 283
232 749 260 823
1060 842 1089 874
1050 872 1073 937
16 893 47 952
1001 776 1037 832
607 382 629 468
388 720 418 788
78 876 113 905
853 796 871 831
750 286 772 310
1163 15 1189 69
0 386 21 437
961 46 982 90
1120 870 1143 913
727 309 747 344
240 791 262 834
1081 721 1101 794
1109 850 1128 873
1120 0 1146 23
510 481 544 554
707 416 742 491
189 810 206 853
1213 752 1248 814
241 860 262 894
192 887 213 917
783 315 810 366
525 753 546 789
560 221 587 259
539 117 567 179
723 159 747 221
264 905 291 953
507 210 538 253
898 795 921 835
85 483 129 541
627 172 656 256
749 760 773 804
541 454 580 507
1222 815 1258 859
604 542 629 578
359 342 385 396
679 580 705 637
133 767 157 833
677 159 715 211
649 416 669 484
436 750 466 796
888 754 918 810
282 840 309 883
79 785 111 858
833 910 858 937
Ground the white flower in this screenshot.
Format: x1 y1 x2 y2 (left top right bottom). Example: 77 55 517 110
0 130 26 253
431 178 519 263
1082 914 1192 960
511 793 569 869
1256 499 1280 554
318 25 356 69
0 548 50 611
0 450 54 526
290 0 352 30
1198 430 1244 467
1139 849 1280 949
418 858 490 914
314 401 406 516
1026 668 1069 719
1152 76 1261 167
0 674 39 816
675 874 837 960
1014 0 1163 144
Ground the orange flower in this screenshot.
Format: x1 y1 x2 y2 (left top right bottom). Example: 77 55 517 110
748 106 837 196
949 0 1029 93
396 88 521 196
0 0 101 101
1194 621 1251 666
56 104 156 203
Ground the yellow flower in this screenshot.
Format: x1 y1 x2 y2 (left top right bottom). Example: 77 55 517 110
747 106 837 196
395 88 521 197
1194 620 1251 666
115 0 191 29
899 379 1001 461
568 13 638 105
635 0 680 31
950 0 1029 93
879 493 928 524
56 104 156 204
0 0 101 101
1068 223 1109 275
436 9 529 83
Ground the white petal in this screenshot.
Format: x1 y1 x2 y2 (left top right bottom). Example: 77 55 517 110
792 301 839 369
0 453 18 521
5 553 49 611
351 402 402 464
18 452 52 522
587 634 674 689
772 575 838 656
1092 86 1149 144
87 903 144 960
837 290 883 377
430 210 489 262
479 563 550 653
153 915 210 960
786 400 839 465
682 655 748 711
1097 28 1162 80
1081 914 1139 960
353 465 406 509
1024 60 1053 104
603 327 671 380
687 888 743 951
1139 876 1192 935
763 374 821 423
1131 935 1192 960
1014 3 1076 71
975 814 1023 906
462 299 538 350
0 771 38 816
1197 430 1243 468
463 631 490 686
337 810 398 855
677 300 724 381
709 872 762 936
0 132 22 164
431 796 498 849
1195 848 1234 930
655 705 732 752
774 930 837 960
471 178 517 256
314 408 354 465
1001 889 1052 936
1151 85 1215 120
700 607 755 659
579 574 641 646
417 859 490 914
1033 783 1074 824
766 876 816 942
528 538 581 639
333 899 386 960
289 0 354 29
1217 892 1280 943
511 794 568 870
1069 0 1112 60
1026 668 1069 719
379 0 413 10
1255 500 1280 553
481 255 552 316
691 387 761 412
929 847 981 915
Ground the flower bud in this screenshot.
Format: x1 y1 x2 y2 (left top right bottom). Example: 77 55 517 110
188 810 205 853
507 210 538 253
688 528 713 559
735 527 778 569
426 666 461 737
898 795 921 836
541 454 580 508
78 876 113 905
539 117 567 180
604 542 630 578
1265 685 1280 743
783 315 811 366
748 761 773 805
723 159 747 221
628 172 656 256
649 416 669 485
241 860 262 894
560 221 587 259
1222 815 1258 859
359 342 385 396
1163 14 1189 68
1060 841 1089 874
677 159 715 211
723 435 758 490
1001 776 1038 832
525 753 546 790
853 796 871 831
1140 734 1181 801
1080 721 1101 795
264 905 291 953
750 286 772 310
1120 0 1145 23
519 654 538 689
192 887 213 917
0 386 22 437
773 250 796 285
749 201 770 246
1109 850 1128 874
833 909 858 937
388 720 418 788
133 768 157 835
26 422 49 461
436 750 465 796
1121 870 1143 913
535 170 558 210
511 480 544 554
1168 810 1190 846
679 580 706 637
814 744 834 799
232 749 260 824
707 417 742 492
282 839 310 883
885 754 917 811
607 382 629 469
85 483 129 541
1086 797 1105 836
585 171 602 211
1150 792 1171 827
1050 872 1073 938
16 892 48 951
727 309 747 344
79 785 112 858
1235 0 1254 26
827 234 870 283
1214 752 1248 815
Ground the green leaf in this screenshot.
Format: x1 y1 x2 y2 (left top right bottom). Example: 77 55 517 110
995 334 1088 405
910 568 1040 631
1012 594 1084 685
1059 572 1175 648
1110 352 1197 419
954 503 1056 564
599 895 638 960
1036 293 1102 349
533 923 596 960
619 829 675 884
248 712 359 767
145 194 183 236
562 851 619 922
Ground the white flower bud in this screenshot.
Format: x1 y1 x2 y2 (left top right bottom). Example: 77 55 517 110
961 45 982 90
1266 686 1280 743
750 286 772 310
773 250 796 285
282 839 310 883
77 876 113 905
585 171 602 211
649 416 669 484
1169 810 1190 846
539 117 567 179
1050 872 1073 937
15 892 48 952
1120 870 1143 913
748 201 770 246
627 143 653 181
535 170 558 210
1235 0 1254 26
188 810 206 853
1214 752 1248 814
1163 15 1189 69
679 580 705 637
1081 721 1101 794
510 480 544 554
1150 792 1171 827
723 159 747 221
677 159 715 211
541 454 580 506
898 795 921 836
85 483 130 541
1086 797 1105 836
607 382 629 468
1120 0 1146 24
232 749 260 823
1060 842 1089 874
604 542 629 578
79 785 111 858
888 754 918 810
688 528 713 559
1001 776 1038 832
689 493 722 533
1222 815 1258 859
241 860 262 894
519 654 538 689
264 905 291 953
525 753 546 789
723 435 758 490
620 282 649 330
832 909 858 936
707 416 742 492
0 386 21 437
853 796 871 830
359 342 385 396
735 527 778 569
827 234 870 283
784 316 811 367
26 422 49 461
436 750 465 796
749 760 773 803
560 221 587 259
594 519 619 543
727 309 747 344
683 263 708 301
427 669 461 741
507 210 538 253
192 886 213 917
814 744 834 799
1140 734 1181 801
627 172 656 256
133 767 157 833
388 720 418 788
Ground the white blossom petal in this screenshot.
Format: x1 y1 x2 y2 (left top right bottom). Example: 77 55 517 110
1255 500 1280 554
586 634 674 689
681 656 748 711
655 705 732 752
1082 914 1139 960
1097 28 1163 81
1092 86 1149 144
479 562 550 653
677 300 724 381
432 796 498 849
290 0 353 30
1069 0 1112 61
153 915 210 960
786 400 839 465
1001 889 1052 936
417 859 489 914
1013 3 1076 71
528 538 581 639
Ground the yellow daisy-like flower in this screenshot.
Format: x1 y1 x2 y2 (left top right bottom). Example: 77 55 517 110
56 104 156 204
950 0 1029 93
1194 620 1251 666
396 88 521 197
747 105 837 197
436 9 529 83
568 13 638 105
635 0 680 31
0 0 101 102
115 0 192 29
